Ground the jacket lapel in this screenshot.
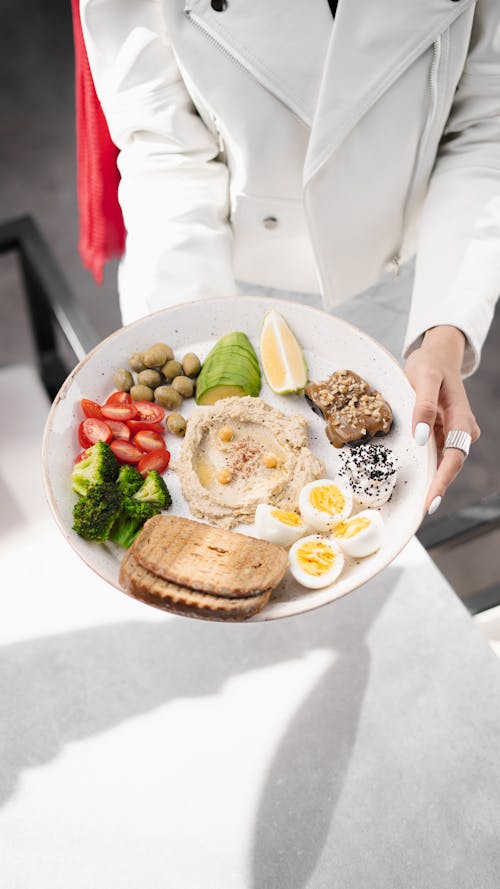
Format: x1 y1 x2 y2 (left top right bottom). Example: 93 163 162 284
304 0 477 184
184 0 332 126
185 0 476 178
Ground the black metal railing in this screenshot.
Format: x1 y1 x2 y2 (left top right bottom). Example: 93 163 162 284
0 215 99 398
417 493 500 614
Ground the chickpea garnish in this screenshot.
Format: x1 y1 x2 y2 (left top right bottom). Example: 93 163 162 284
219 425 234 443
262 452 279 469
217 468 233 485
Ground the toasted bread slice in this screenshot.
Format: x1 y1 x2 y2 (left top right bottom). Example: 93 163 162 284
131 514 288 596
120 551 271 621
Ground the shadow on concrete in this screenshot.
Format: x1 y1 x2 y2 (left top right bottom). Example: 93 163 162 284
250 623 372 889
0 566 401 887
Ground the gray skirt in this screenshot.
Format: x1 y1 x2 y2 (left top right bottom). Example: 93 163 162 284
237 258 414 362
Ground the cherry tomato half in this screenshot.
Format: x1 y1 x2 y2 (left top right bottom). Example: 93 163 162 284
132 401 165 422
133 430 165 452
110 440 145 464
81 417 113 445
101 403 138 421
74 449 88 464
127 419 164 435
105 419 131 441
78 420 92 449
105 391 132 405
81 398 103 419
138 449 170 477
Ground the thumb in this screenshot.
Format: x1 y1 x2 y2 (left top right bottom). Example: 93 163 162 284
406 365 442 446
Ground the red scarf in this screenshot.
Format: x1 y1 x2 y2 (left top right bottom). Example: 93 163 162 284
71 0 126 283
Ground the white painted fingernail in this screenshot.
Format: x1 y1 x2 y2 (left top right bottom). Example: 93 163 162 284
428 496 442 516
414 422 431 446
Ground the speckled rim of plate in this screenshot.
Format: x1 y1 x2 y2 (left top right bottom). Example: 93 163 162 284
42 295 437 622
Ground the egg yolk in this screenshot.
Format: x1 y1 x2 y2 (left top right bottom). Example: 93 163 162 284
334 516 371 539
296 540 336 576
271 509 302 526
309 485 345 515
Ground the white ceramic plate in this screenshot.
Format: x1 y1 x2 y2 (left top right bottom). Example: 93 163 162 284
42 296 436 621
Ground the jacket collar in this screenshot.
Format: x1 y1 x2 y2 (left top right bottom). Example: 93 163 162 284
185 0 476 178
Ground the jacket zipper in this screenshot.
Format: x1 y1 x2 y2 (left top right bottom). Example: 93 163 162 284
421 37 442 168
185 8 308 128
404 37 443 197
184 10 242 155
184 9 247 73
389 255 401 279
392 36 443 279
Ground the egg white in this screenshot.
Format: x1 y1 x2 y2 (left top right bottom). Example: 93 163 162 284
253 503 309 547
331 509 384 558
288 534 344 589
298 478 352 531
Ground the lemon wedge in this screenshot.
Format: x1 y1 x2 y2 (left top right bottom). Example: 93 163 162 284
260 310 308 394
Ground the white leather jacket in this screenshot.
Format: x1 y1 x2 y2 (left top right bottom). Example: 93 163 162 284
81 0 500 375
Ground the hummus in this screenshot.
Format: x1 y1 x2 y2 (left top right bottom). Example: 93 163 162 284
173 396 325 529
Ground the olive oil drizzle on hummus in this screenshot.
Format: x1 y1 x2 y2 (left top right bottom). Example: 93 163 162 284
174 396 324 529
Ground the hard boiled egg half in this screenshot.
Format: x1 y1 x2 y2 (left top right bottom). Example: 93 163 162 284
299 478 352 532
253 503 309 547
289 535 344 589
331 509 384 558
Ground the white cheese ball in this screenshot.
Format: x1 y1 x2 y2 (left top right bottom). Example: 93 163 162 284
337 443 398 507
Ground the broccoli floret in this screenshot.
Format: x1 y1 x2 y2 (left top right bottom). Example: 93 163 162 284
133 470 172 510
71 441 119 496
116 464 144 498
109 497 159 549
110 469 171 548
72 482 122 542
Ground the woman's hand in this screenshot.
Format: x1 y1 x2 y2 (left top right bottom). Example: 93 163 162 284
404 325 481 515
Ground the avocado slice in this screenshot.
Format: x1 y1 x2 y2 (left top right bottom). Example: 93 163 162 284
195 330 262 405
196 331 262 404
196 385 248 406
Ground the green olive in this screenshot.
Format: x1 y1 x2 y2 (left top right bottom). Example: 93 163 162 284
161 359 183 381
182 352 201 378
130 384 154 402
143 343 173 368
137 369 162 389
129 352 145 373
172 375 194 398
113 368 134 392
154 385 182 409
166 413 187 436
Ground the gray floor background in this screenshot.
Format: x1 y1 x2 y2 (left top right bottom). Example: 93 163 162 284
1 0 499 601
